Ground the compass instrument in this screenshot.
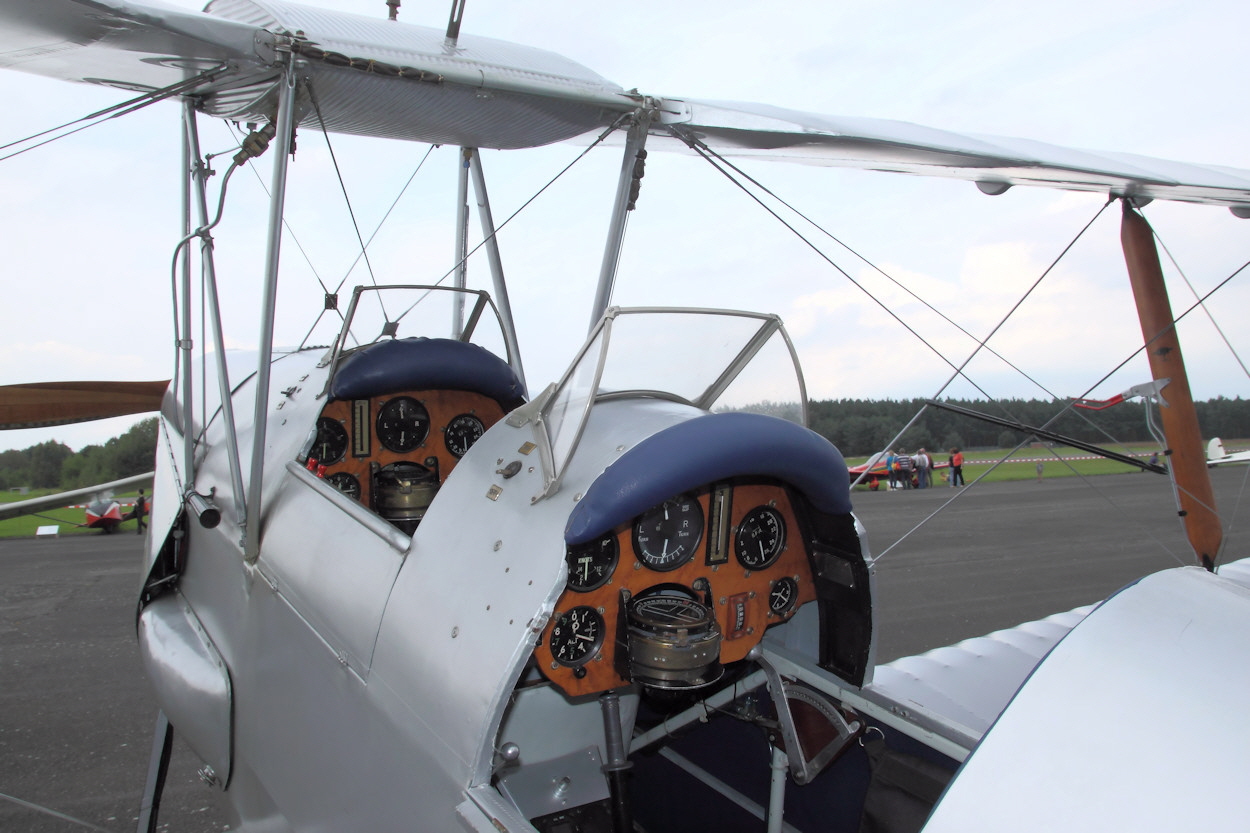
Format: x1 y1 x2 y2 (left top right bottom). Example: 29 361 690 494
626 592 722 689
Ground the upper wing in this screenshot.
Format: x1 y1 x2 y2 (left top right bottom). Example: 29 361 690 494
0 0 632 149
2 0 1248 210
651 99 1250 212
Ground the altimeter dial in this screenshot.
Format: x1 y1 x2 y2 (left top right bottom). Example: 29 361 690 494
549 606 604 667
735 505 786 571
325 472 361 502
633 495 704 572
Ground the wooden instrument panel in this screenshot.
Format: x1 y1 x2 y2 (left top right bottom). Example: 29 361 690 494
305 389 507 509
536 482 816 698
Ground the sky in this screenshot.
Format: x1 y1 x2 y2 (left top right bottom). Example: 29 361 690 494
1 0 1248 453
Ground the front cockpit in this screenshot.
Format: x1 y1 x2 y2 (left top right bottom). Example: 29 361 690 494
297 286 525 534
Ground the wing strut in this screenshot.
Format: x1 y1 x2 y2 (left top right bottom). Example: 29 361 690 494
1120 202 1222 569
184 105 248 527
588 108 652 331
468 148 527 390
245 51 300 562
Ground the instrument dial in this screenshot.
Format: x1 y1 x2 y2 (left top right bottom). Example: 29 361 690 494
735 505 786 570
768 576 799 616
633 495 704 572
312 417 349 465
325 472 361 502
549 606 604 667
376 396 430 453
566 535 619 592
443 413 485 458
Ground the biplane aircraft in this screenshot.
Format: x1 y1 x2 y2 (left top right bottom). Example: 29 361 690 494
2 1 1250 832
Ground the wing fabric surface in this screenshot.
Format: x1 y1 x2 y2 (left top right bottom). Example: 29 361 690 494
654 99 1250 211
1 0 1248 207
0 0 264 92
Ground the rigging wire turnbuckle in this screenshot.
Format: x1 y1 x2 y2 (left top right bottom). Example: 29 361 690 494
233 122 278 166
627 149 647 210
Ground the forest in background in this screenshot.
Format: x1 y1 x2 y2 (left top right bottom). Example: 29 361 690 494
0 418 157 491
1 397 1248 490
807 396 1250 457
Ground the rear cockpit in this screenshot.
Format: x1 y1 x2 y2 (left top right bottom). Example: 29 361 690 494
481 307 876 830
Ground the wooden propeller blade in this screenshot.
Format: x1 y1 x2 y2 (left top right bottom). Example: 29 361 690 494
0 380 169 430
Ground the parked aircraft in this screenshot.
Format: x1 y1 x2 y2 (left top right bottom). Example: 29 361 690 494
1207 437 1250 466
2 3 1249 833
0 472 155 529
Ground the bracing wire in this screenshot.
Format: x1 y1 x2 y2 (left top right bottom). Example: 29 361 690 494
674 127 1112 433
305 79 390 323
0 67 226 163
388 113 633 328
671 135 1246 568
879 206 1250 566
1155 234 1250 383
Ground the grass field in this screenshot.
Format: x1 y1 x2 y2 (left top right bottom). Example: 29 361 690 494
0 488 145 539
844 442 1206 490
1 440 1241 536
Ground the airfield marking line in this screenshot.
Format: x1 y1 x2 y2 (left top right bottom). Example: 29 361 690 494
0 791 113 832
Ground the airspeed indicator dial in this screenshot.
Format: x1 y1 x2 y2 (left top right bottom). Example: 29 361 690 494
735 505 786 570
633 495 704 572
443 413 485 458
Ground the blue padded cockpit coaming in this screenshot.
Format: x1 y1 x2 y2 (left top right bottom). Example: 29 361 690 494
565 412 852 546
329 338 526 410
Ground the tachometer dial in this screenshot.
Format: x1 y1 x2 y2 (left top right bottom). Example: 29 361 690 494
325 472 361 501
312 417 349 465
633 495 704 572
735 505 786 570
768 576 798 616
549 606 604 667
443 413 485 458
566 535 619 592
376 396 430 453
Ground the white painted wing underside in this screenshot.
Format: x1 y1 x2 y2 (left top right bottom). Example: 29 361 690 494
1 0 1248 207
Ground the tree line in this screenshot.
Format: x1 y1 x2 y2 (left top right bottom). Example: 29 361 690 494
808 396 1250 458
0 418 158 491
